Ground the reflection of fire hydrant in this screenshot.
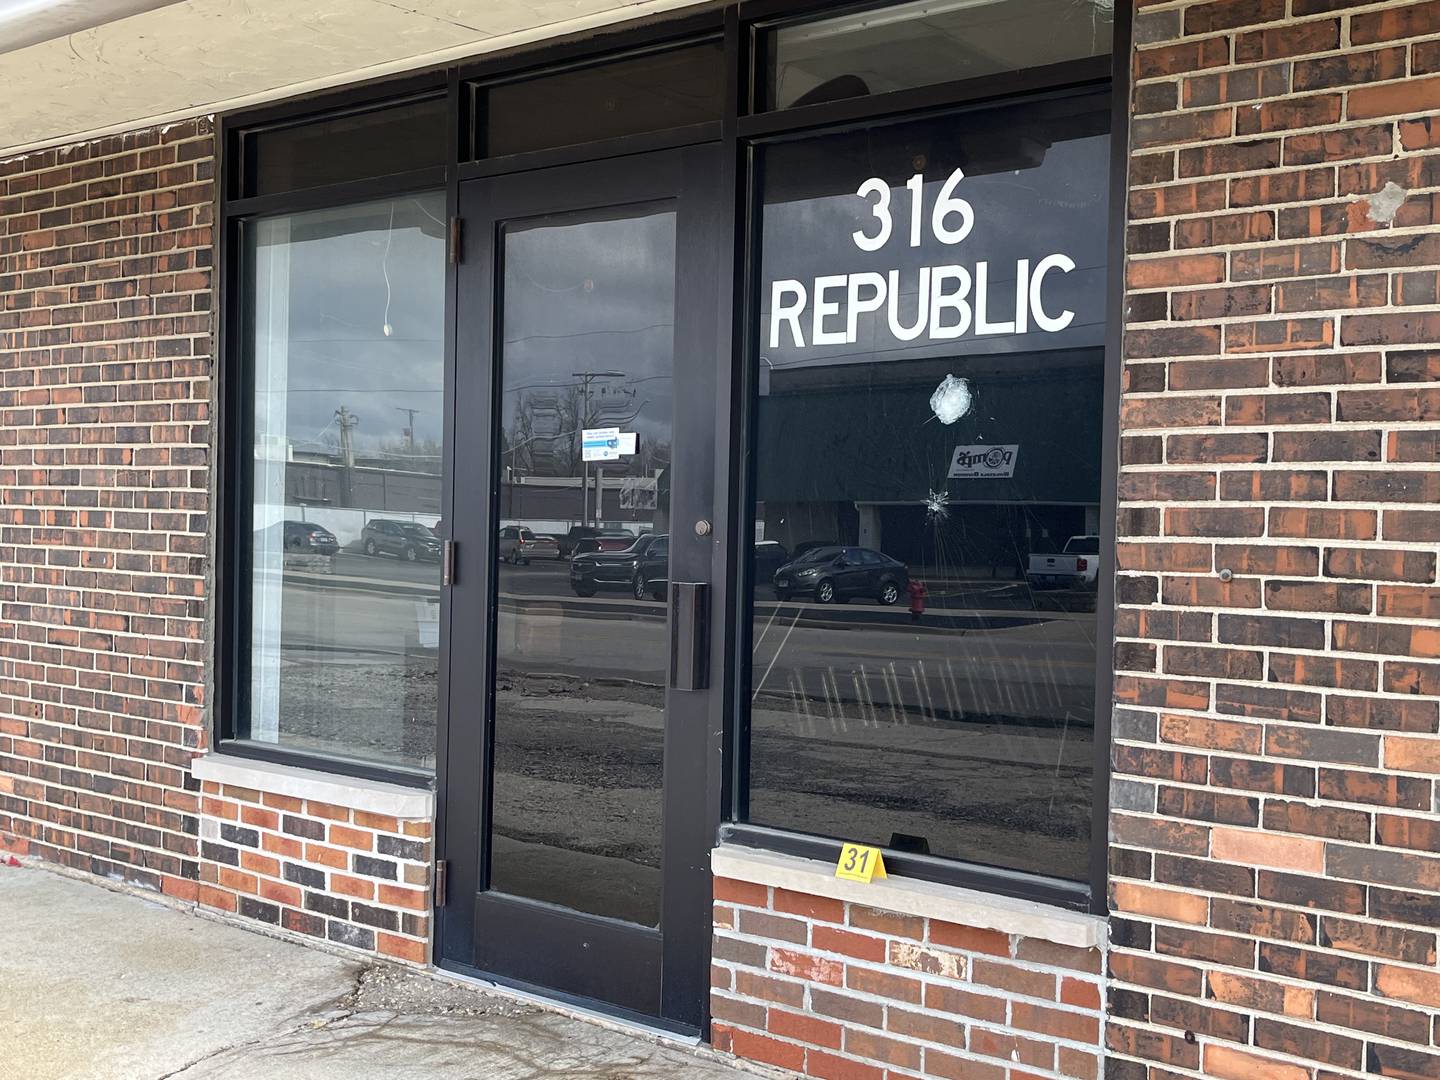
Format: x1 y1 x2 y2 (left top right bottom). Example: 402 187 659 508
907 579 928 622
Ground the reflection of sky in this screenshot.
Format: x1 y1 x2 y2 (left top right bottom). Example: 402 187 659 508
500 209 677 464
260 193 447 458
759 126 1109 373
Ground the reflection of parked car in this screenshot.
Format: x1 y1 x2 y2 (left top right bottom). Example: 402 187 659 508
571 533 667 599
773 546 908 605
753 541 790 585
557 525 631 558
361 519 441 562
573 531 639 557
498 526 559 565
1026 535 1100 590
281 520 339 555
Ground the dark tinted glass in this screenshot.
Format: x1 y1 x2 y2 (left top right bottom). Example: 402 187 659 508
488 203 678 926
242 97 446 197
478 42 723 158
242 193 447 771
763 0 1113 110
744 95 1110 882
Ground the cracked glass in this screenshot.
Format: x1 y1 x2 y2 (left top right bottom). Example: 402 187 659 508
743 96 1111 882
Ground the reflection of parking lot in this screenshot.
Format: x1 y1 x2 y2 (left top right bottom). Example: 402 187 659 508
307 550 1097 614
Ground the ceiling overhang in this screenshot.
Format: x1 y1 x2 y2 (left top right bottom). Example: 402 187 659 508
0 0 710 156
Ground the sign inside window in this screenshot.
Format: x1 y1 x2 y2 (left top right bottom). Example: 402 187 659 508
769 168 1076 350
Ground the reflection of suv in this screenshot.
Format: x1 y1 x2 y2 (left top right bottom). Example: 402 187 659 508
772 546 908 605
361 519 441 562
498 526 560 565
570 533 667 599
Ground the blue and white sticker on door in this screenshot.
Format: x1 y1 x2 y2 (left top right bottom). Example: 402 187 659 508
582 427 637 462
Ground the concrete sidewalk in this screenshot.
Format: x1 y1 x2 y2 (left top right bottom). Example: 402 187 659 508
0 863 756 1080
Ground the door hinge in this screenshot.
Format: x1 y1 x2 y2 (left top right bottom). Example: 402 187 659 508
442 539 456 585
435 859 448 907
448 216 463 265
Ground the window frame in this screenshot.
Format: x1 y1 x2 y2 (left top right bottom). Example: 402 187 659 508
216 74 453 788
722 2 1131 915
211 0 1130 904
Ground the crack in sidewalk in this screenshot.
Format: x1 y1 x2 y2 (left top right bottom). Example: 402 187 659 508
152 966 371 1080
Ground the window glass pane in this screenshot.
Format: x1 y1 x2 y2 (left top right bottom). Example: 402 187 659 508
490 205 678 926
243 98 446 197
478 42 723 158
745 95 1109 881
764 0 1112 111
244 193 447 771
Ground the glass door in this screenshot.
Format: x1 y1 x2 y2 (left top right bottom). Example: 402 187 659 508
440 146 721 1028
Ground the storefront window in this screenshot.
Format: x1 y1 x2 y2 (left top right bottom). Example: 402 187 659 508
743 94 1110 882
763 0 1113 110
240 193 446 771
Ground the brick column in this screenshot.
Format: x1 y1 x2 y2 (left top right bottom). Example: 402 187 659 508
1112 2 1440 1078
0 120 214 897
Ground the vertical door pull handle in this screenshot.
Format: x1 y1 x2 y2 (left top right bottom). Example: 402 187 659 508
669 582 710 691
442 540 457 585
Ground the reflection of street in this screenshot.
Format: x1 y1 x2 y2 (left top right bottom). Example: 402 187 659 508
490 684 664 927
269 565 439 770
270 551 1093 880
299 552 1097 618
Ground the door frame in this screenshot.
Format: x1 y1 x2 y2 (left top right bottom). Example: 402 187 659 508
434 143 731 1032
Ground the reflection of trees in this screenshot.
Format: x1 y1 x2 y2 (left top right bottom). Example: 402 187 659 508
508 386 580 476
504 379 664 480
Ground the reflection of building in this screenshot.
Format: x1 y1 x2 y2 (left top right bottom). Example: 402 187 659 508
755 348 1102 574
286 457 443 513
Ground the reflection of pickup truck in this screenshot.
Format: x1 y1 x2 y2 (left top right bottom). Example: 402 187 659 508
1026 535 1100 590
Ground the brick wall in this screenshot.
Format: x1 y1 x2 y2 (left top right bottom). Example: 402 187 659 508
0 119 214 899
1113 2 1440 1079
198 781 432 964
0 119 429 967
711 877 1105 1080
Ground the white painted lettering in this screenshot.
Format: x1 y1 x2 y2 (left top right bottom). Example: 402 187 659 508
1030 253 1075 332
974 261 1015 336
812 275 848 346
888 268 930 341
929 265 972 340
846 272 887 343
769 279 807 348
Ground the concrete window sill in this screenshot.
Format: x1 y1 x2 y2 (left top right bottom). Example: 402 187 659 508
190 753 434 821
710 844 1104 949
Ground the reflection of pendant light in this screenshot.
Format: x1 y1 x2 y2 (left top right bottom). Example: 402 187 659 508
381 202 395 337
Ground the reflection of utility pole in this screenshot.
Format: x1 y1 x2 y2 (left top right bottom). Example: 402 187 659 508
572 370 626 527
394 407 418 452
336 405 359 507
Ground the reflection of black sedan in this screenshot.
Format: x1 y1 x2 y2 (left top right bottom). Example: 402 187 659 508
362 519 441 562
773 546 908 605
281 520 339 555
570 533 668 600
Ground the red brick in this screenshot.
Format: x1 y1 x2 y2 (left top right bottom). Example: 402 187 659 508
929 921 1010 956
769 1008 842 1050
714 877 768 907
773 888 843 923
727 1027 805 1072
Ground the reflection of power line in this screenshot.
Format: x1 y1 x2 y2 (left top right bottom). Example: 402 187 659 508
503 373 672 395
255 388 444 393
502 322 673 345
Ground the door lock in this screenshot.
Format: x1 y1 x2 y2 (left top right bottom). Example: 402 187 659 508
694 519 712 537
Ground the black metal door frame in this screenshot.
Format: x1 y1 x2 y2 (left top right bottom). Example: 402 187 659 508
437 144 724 1031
